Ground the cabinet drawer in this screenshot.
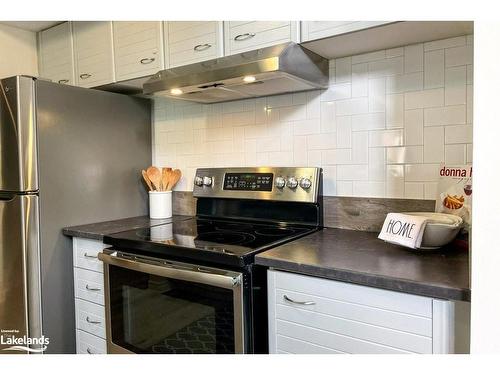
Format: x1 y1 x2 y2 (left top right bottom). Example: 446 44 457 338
74 267 104 305
39 22 75 85
166 21 222 67
73 237 105 273
72 21 114 87
76 329 106 354
224 21 298 55
113 21 164 81
301 21 391 42
75 298 106 339
274 270 432 318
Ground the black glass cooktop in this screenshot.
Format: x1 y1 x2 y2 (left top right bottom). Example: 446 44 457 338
104 217 318 267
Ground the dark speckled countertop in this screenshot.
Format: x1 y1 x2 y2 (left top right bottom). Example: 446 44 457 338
255 228 470 302
62 215 190 240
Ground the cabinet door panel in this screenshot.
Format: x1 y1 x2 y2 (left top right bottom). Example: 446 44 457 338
113 21 164 81
301 21 392 42
39 22 75 85
72 21 114 87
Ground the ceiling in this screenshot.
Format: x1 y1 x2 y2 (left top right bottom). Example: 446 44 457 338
0 21 63 32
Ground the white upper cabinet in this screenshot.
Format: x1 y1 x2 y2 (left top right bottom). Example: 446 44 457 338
38 22 75 85
72 21 115 88
165 22 223 68
224 21 300 55
113 21 164 81
301 21 392 42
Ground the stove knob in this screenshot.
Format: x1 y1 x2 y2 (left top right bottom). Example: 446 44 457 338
299 177 312 190
203 176 213 186
194 176 203 186
287 177 298 189
275 176 286 189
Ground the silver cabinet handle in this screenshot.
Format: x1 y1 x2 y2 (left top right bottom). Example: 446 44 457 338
140 57 155 64
85 284 101 291
84 252 98 259
86 316 101 324
58 79 69 84
86 348 94 354
194 43 212 52
283 295 316 306
234 33 256 41
79 73 92 79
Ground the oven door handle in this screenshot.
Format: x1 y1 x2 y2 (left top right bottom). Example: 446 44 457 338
98 251 242 290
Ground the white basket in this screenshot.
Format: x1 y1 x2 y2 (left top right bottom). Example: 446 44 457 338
149 191 172 219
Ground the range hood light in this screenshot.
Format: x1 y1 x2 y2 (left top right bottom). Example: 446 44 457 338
243 75 256 83
170 88 183 95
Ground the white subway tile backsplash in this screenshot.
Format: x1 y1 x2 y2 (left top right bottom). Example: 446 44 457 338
445 66 467 105
405 88 444 109
404 109 424 145
335 97 369 116
386 94 404 128
368 56 404 78
351 113 385 131
445 45 473 67
424 36 466 51
386 72 423 94
369 129 403 147
424 50 445 89
335 57 352 83
153 35 473 199
337 164 369 181
352 63 369 97
424 105 466 126
423 127 445 163
404 44 424 73
445 144 466 164
445 125 473 144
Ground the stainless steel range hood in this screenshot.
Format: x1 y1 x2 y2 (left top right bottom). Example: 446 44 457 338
143 42 329 103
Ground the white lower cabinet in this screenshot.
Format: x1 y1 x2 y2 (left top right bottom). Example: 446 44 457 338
268 270 469 354
72 237 107 354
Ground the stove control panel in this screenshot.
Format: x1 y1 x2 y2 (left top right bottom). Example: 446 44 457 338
193 167 322 203
223 173 273 191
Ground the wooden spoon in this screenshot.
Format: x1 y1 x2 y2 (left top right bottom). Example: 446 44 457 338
161 168 172 191
141 170 153 191
146 166 161 191
168 169 182 191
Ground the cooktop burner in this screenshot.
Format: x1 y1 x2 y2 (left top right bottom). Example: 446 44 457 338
104 216 317 267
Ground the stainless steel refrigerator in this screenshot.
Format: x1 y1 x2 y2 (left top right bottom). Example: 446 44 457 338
0 76 151 354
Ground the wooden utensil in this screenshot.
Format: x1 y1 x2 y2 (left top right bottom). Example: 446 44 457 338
141 169 153 191
168 169 182 190
146 166 161 191
161 168 172 191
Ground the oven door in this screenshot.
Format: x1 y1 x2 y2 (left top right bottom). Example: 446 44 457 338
98 249 245 354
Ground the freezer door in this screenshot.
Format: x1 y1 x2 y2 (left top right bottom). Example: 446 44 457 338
0 194 42 354
0 76 38 192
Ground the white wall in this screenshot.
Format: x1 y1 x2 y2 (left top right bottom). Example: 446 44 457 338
470 22 500 354
0 23 38 79
153 35 473 198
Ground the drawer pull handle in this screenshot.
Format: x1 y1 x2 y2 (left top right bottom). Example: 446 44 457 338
58 79 69 84
86 348 94 354
140 57 155 64
86 316 101 324
86 284 101 292
194 43 212 52
283 295 315 306
79 73 92 79
234 33 256 41
84 252 98 259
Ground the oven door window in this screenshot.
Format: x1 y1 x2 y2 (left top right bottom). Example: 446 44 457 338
109 265 237 354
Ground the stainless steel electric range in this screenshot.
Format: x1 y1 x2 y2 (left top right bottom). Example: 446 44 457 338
99 167 323 354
